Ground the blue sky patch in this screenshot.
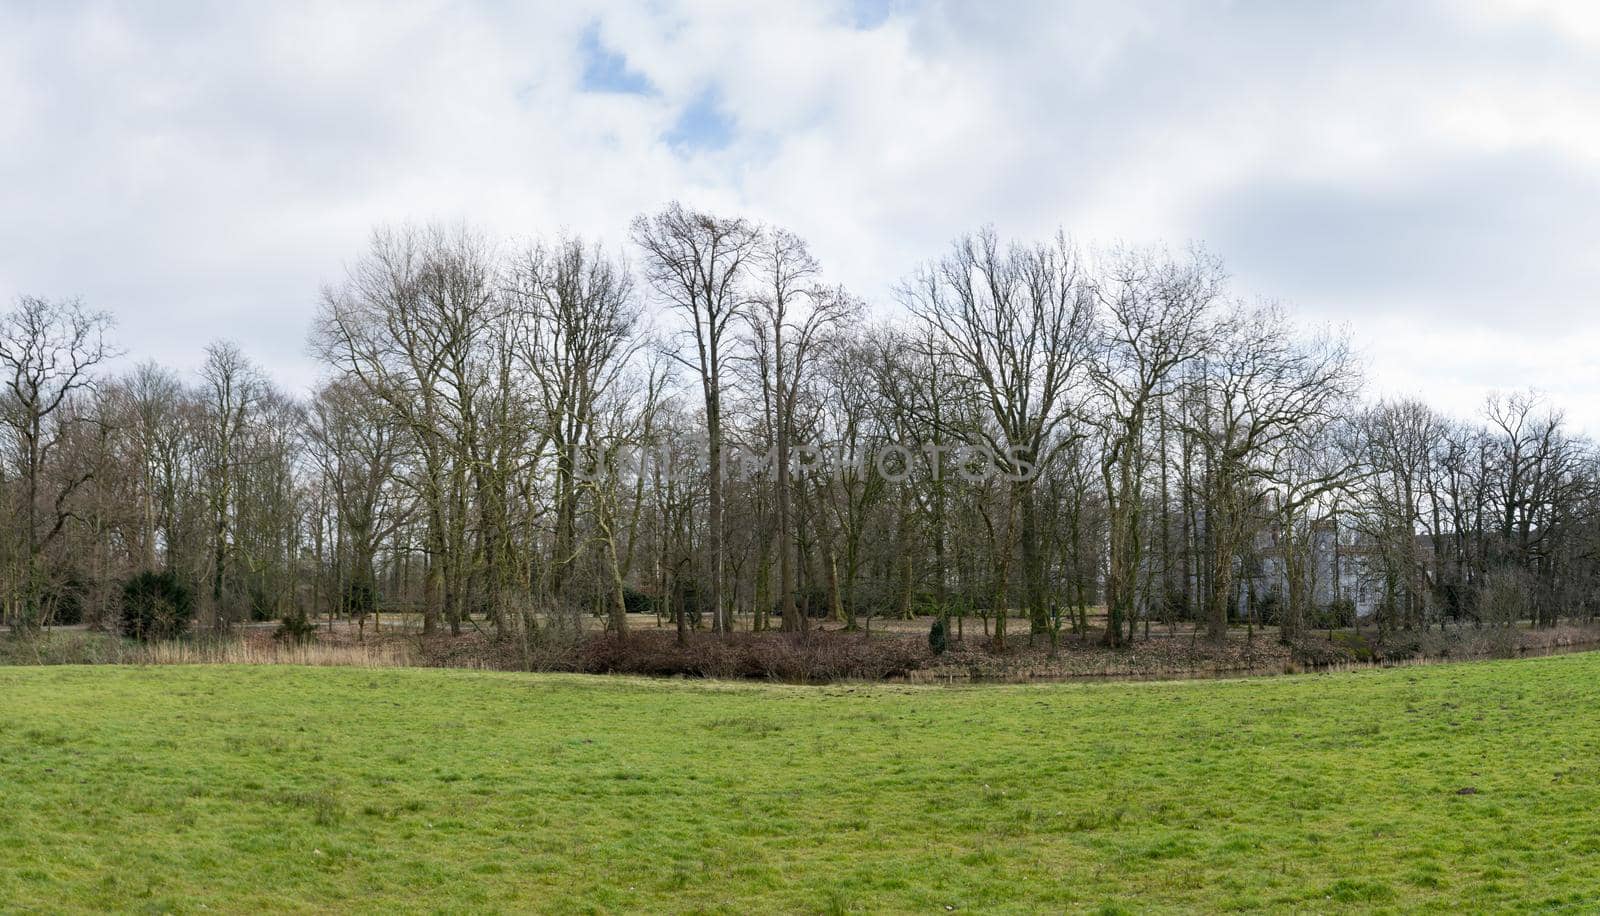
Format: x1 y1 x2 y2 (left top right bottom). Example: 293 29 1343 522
847 0 901 30
579 23 653 95
665 88 736 152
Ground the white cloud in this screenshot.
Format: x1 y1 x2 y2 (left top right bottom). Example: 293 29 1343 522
0 0 1595 430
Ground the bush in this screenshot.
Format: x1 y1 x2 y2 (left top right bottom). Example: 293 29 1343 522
38 571 88 626
928 617 948 655
1377 637 1421 663
1479 568 1532 628
1287 639 1359 668
343 579 376 619
246 582 276 623
798 585 833 620
1331 629 1376 662
673 577 705 627
120 571 196 641
275 612 317 645
577 631 928 683
622 586 656 616
1161 589 1190 622
1322 598 1357 630
1252 590 1282 626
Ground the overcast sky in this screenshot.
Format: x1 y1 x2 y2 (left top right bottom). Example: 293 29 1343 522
2 0 1597 429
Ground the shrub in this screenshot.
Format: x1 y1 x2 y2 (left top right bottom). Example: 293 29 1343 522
798 585 833 619
673 577 705 627
1161 589 1190 622
121 570 196 641
1377 637 1421 662
246 582 276 623
1322 598 1357 629
577 631 928 683
1479 568 1532 628
1253 590 1282 626
1287 639 1358 667
275 612 318 645
622 585 656 616
928 617 948 655
38 571 87 626
1331 629 1376 662
342 579 376 620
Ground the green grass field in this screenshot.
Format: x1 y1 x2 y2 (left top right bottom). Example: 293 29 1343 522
3 656 1598 913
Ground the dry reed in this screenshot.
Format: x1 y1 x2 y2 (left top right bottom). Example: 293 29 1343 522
0 630 417 668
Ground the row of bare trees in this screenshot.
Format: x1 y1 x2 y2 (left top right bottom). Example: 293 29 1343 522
2 205 1597 650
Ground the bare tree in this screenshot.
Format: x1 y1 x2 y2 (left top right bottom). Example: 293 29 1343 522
1357 399 1443 637
506 236 641 613
1088 247 1221 647
0 296 116 628
1180 304 1360 644
744 228 854 632
314 223 499 635
305 378 410 637
631 203 761 634
198 340 268 624
902 229 1094 648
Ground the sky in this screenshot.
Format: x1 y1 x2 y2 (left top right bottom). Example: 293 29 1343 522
1 0 1597 430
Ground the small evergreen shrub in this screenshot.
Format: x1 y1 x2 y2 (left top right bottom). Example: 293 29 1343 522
343 579 376 620
120 570 196 641
275 612 318 645
928 617 948 655
622 585 656 615
40 571 87 626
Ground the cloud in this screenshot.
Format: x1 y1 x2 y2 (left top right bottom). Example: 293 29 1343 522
0 0 1595 431
1203 149 1600 323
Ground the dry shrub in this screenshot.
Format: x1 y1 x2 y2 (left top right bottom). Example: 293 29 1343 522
1287 639 1361 668
412 628 928 682
577 630 928 683
3 627 931 681
1418 626 1519 660
416 626 584 672
1479 568 1533 629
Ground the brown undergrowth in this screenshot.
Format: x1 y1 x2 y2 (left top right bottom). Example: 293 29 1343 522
7 618 1600 684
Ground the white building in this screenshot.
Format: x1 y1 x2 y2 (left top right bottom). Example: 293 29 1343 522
1240 519 1381 623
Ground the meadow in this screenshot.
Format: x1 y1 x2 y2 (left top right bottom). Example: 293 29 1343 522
3 655 1599 913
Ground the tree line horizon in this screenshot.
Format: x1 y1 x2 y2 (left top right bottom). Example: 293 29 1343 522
1 201 1593 651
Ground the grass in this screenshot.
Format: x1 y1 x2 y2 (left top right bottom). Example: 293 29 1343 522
2 657 1599 913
